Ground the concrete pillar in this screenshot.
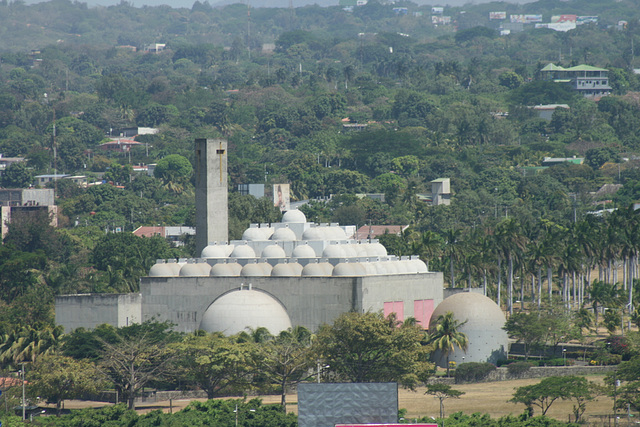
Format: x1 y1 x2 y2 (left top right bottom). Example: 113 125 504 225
195 139 228 256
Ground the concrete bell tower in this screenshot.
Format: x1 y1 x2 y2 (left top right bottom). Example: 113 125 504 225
195 138 228 256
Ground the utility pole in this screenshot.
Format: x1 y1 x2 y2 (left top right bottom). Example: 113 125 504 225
21 362 25 421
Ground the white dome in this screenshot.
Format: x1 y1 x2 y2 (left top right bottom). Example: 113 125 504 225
271 227 297 241
230 244 256 258
362 262 378 275
289 262 303 275
333 262 357 276
292 244 317 258
302 228 324 240
262 244 286 258
179 262 206 277
342 244 358 257
228 262 243 275
259 262 273 275
198 261 212 275
354 244 369 256
199 289 292 335
429 292 508 367
210 263 237 277
302 262 328 277
413 258 428 273
365 243 388 256
353 262 367 275
242 228 266 241
328 226 347 239
167 260 182 275
271 263 293 276
201 245 227 258
321 262 334 275
323 244 345 258
149 261 175 277
241 262 271 277
259 227 274 240
282 209 307 223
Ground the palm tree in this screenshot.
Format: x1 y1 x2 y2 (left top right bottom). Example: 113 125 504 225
429 312 468 377
443 228 463 289
496 219 528 314
418 231 443 271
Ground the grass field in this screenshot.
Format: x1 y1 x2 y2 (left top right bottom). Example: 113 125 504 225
61 375 630 425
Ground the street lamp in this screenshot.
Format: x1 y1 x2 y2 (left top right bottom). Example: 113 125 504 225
562 348 567 366
234 404 256 427
317 361 330 383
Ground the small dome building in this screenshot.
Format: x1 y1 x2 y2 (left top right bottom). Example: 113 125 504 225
428 291 508 367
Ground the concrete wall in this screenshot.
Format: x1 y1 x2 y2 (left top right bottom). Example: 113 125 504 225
140 272 443 333
195 138 228 255
55 293 142 333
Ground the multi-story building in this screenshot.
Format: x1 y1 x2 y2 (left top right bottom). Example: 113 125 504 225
540 63 612 98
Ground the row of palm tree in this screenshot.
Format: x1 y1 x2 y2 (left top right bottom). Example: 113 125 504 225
400 206 640 318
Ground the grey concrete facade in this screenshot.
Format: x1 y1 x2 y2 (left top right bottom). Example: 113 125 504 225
55 293 142 333
195 138 228 255
140 272 443 333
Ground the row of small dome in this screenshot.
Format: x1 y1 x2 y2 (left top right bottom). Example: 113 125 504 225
201 242 388 259
241 225 349 242
149 258 428 277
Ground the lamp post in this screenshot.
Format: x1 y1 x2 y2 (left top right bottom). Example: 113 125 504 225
234 404 256 427
563 348 566 366
317 361 330 383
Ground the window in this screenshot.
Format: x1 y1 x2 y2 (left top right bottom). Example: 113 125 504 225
383 301 404 321
414 299 435 328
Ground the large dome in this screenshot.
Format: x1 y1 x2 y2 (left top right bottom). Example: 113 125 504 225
428 292 508 367
199 289 292 335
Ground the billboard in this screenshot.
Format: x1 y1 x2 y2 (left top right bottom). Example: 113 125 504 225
273 184 290 212
298 383 398 427
524 14 542 23
489 11 506 20
551 14 577 23
577 16 598 24
431 6 443 15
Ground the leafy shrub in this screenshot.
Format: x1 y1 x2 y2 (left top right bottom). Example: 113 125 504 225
455 362 496 383
606 336 633 360
543 358 574 366
594 353 622 366
507 361 533 377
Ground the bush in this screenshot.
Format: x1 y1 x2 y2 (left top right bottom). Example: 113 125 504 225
455 362 496 383
594 353 622 366
507 361 533 377
542 358 574 366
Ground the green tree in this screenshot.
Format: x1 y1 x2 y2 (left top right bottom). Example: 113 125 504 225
0 161 32 188
510 376 599 420
502 312 546 361
607 355 640 411
97 322 181 410
429 311 468 376
173 331 255 399
424 383 464 419
254 326 315 411
154 154 193 193
316 312 431 387
28 354 106 416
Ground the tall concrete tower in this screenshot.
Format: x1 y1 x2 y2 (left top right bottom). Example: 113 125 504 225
195 138 228 256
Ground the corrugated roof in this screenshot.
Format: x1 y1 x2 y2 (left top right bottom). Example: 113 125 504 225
565 64 608 72
541 63 566 71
